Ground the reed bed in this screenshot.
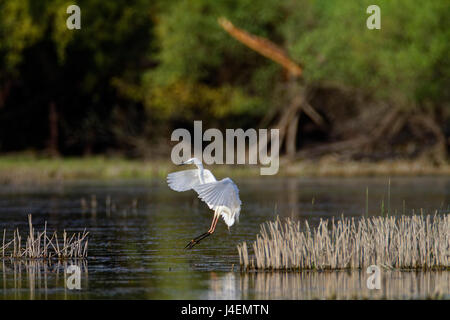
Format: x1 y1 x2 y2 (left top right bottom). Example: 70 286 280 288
237 214 449 271
1 215 88 260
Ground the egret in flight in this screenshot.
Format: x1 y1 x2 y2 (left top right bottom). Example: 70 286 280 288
167 158 241 249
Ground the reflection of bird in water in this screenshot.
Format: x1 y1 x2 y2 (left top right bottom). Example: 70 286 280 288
167 158 241 249
207 272 240 300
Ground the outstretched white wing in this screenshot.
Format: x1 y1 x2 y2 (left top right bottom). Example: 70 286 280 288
192 178 241 211
167 169 216 192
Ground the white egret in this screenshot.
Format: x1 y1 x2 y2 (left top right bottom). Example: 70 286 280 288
167 157 241 249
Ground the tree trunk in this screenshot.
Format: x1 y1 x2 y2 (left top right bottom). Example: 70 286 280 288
286 110 300 157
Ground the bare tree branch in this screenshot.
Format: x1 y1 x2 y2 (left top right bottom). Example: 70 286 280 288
218 17 302 77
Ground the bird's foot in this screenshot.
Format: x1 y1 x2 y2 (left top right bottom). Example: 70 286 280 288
184 232 211 249
185 239 198 249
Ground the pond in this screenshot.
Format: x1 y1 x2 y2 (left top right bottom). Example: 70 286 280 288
0 176 449 299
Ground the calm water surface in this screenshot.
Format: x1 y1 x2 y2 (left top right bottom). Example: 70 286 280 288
0 176 449 299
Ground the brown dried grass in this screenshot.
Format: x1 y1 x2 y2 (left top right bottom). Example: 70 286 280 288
237 214 449 271
1 215 88 260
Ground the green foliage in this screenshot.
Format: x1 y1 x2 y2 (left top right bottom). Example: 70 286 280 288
144 0 449 125
0 0 448 155
146 80 264 121
143 0 284 124
0 0 41 73
0 0 155 153
283 0 449 108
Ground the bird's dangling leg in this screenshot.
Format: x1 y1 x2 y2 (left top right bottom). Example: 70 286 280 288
185 212 220 249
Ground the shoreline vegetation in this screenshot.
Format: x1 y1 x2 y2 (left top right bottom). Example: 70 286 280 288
237 215 449 271
1 215 88 260
0 154 449 185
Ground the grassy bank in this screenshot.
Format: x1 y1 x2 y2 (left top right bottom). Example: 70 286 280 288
0 154 449 185
0 155 170 184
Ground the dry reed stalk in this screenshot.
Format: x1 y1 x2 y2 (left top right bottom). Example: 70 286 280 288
0 215 89 260
237 214 449 271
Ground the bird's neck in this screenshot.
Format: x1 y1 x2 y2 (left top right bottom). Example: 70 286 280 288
196 164 205 183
